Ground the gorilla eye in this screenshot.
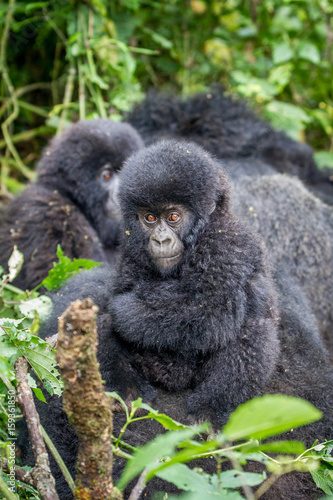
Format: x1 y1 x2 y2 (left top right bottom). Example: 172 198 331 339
102 171 112 181
167 213 180 223
145 214 157 223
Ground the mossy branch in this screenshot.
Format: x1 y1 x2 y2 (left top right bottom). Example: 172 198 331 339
57 299 123 500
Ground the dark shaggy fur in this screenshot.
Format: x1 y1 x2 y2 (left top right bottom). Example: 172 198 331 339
127 89 333 353
27 141 333 499
230 173 333 356
0 119 143 289
127 88 333 203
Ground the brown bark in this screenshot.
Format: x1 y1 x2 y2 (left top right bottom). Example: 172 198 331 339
57 298 122 500
15 357 59 500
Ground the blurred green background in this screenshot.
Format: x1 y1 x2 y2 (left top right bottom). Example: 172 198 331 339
1 0 333 198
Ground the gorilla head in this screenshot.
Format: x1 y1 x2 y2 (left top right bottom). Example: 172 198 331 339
118 141 230 275
0 119 144 290
37 119 144 247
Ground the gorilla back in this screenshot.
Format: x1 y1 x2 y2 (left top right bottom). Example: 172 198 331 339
0 119 143 290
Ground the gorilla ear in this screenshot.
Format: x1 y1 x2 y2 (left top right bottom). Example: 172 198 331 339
208 201 216 215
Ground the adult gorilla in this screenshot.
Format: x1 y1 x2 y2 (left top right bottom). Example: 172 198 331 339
127 88 333 203
0 119 143 289
31 141 333 499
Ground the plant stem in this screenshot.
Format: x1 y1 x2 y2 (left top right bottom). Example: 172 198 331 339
57 64 76 134
41 426 75 494
0 476 18 500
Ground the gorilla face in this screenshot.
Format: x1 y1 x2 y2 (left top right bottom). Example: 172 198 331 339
138 205 189 270
97 163 121 221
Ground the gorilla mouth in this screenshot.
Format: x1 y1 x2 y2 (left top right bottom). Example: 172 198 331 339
157 253 181 261
154 252 182 269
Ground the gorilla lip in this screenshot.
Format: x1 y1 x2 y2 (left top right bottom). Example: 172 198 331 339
154 253 182 267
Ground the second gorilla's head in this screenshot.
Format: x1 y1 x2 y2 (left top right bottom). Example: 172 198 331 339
37 119 144 247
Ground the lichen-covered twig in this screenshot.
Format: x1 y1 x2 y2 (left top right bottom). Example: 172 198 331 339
57 298 122 500
15 357 59 500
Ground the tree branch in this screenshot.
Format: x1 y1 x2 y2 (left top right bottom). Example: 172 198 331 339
57 298 122 500
15 357 59 500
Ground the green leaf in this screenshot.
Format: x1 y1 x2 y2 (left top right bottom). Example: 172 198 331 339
311 463 333 495
314 152 333 170
297 41 320 64
25 2 48 13
215 469 266 488
117 428 200 490
249 440 306 455
168 490 243 499
138 402 193 430
156 463 214 492
0 323 62 396
223 395 322 441
272 42 294 65
18 295 53 322
264 100 311 140
7 246 24 283
32 387 46 403
41 245 101 291
143 27 173 49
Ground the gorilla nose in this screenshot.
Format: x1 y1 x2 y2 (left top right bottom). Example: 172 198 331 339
151 234 172 248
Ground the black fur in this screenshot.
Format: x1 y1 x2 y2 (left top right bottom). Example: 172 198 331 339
29 141 333 499
0 119 143 289
127 89 333 354
127 88 333 203
230 173 333 356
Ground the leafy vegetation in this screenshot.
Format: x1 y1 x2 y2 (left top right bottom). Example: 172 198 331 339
1 0 333 199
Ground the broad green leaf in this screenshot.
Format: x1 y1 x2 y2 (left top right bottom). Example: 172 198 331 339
311 464 333 495
0 323 62 396
117 428 200 489
314 152 333 170
269 63 292 89
143 27 173 49
7 246 24 283
245 440 306 455
41 245 101 291
32 387 46 403
223 395 322 441
272 42 293 65
156 463 215 492
147 440 218 481
214 469 266 488
25 2 48 13
138 402 193 430
18 296 53 322
297 42 320 64
168 490 243 499
264 100 311 140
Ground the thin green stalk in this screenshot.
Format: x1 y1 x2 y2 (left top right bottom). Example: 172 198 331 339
112 436 136 453
41 425 75 494
0 476 18 500
78 58 86 120
0 83 52 119
57 64 76 134
1 71 34 180
85 46 106 117
112 446 132 460
0 125 54 150
0 0 14 70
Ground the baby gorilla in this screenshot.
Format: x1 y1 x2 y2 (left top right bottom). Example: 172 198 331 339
34 140 282 498
0 119 143 289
